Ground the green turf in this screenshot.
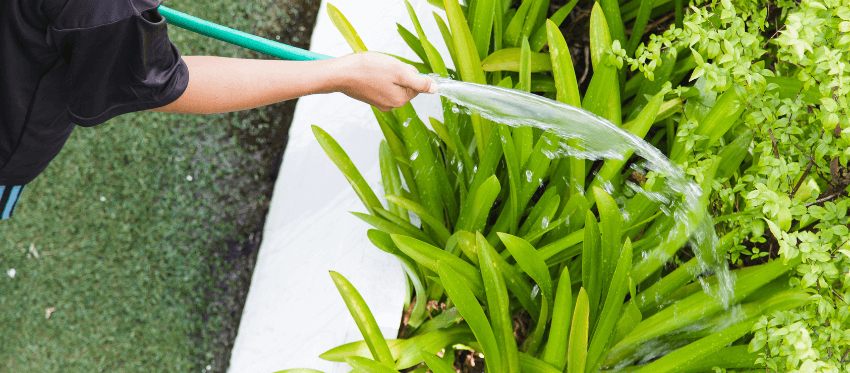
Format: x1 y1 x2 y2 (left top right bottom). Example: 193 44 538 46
0 0 307 371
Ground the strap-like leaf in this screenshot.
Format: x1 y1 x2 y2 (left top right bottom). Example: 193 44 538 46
345 356 399 373
568 288 590 373
392 235 485 301
312 126 382 215
395 323 475 369
437 261 503 373
329 272 395 366
319 337 410 362
608 254 804 365
591 187 622 315
326 3 368 53
421 351 457 373
542 265 572 370
385 195 451 247
456 175 501 234
481 48 553 72
582 211 602 331
585 239 632 373
478 233 521 373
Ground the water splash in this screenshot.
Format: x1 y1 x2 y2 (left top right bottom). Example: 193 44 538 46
429 75 736 307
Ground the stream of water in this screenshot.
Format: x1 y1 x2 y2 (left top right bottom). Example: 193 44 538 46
429 75 737 308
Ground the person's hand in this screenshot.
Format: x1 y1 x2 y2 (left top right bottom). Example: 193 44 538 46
333 51 438 112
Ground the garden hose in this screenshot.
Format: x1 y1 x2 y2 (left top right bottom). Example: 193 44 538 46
158 5 334 61
158 5 427 77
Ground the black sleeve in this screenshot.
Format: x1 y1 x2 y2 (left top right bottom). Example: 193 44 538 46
49 6 189 127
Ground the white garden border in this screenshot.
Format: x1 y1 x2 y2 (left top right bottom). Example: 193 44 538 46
228 0 452 371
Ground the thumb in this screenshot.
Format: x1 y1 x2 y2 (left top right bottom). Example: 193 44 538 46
399 72 438 94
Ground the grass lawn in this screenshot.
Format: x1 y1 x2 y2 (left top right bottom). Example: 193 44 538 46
0 0 320 371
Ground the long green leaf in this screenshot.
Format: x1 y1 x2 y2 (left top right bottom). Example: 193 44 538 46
542 265 572 370
625 0 656 56
541 192 588 247
455 232 542 320
632 315 770 373
478 233 520 373
385 195 451 247
470 0 495 60
379 142 406 219
411 307 462 337
498 233 552 355
329 272 394 366
585 238 632 373
583 3 621 128
345 356 399 373
313 126 382 215
591 186 622 315
326 3 368 53
634 230 737 314
437 262 503 373
394 105 459 227
568 288 590 373
397 23 429 66
499 233 553 301
421 352 457 373
546 19 581 107
530 0 579 52
392 235 486 301
353 211 437 247
481 48 552 72
589 89 666 196
396 323 476 369
319 337 411 362
432 13 459 71
456 175 501 233
498 124 521 234
518 353 562 373
545 18 585 204
582 211 602 330
443 0 489 154
607 254 804 366
503 0 533 48
716 129 754 180
371 107 421 203
611 300 642 346
517 188 559 241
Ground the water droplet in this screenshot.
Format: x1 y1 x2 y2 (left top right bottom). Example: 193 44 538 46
410 150 419 161
186 175 193 181
403 118 412 127
541 217 549 229
100 196 106 202
526 170 533 182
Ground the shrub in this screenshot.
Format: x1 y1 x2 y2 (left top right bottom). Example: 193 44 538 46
283 0 850 371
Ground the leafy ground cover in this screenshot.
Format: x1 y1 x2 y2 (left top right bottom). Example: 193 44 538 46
0 0 319 371
292 0 850 372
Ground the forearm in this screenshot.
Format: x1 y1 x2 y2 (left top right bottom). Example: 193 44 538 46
151 56 346 114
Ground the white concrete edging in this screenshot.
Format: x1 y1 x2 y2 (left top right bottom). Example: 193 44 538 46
228 0 452 371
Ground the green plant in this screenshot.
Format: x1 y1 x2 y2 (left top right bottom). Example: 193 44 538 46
285 0 850 371
616 0 850 370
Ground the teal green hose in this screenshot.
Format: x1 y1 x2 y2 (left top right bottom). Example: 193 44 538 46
158 6 334 61
159 5 428 78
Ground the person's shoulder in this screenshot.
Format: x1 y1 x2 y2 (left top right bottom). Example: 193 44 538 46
50 0 161 31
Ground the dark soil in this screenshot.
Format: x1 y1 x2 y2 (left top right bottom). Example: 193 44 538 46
193 0 322 371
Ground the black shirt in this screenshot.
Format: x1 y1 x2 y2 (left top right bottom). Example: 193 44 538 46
0 0 189 185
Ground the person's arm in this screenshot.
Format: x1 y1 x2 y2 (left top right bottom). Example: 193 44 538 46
150 51 438 114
